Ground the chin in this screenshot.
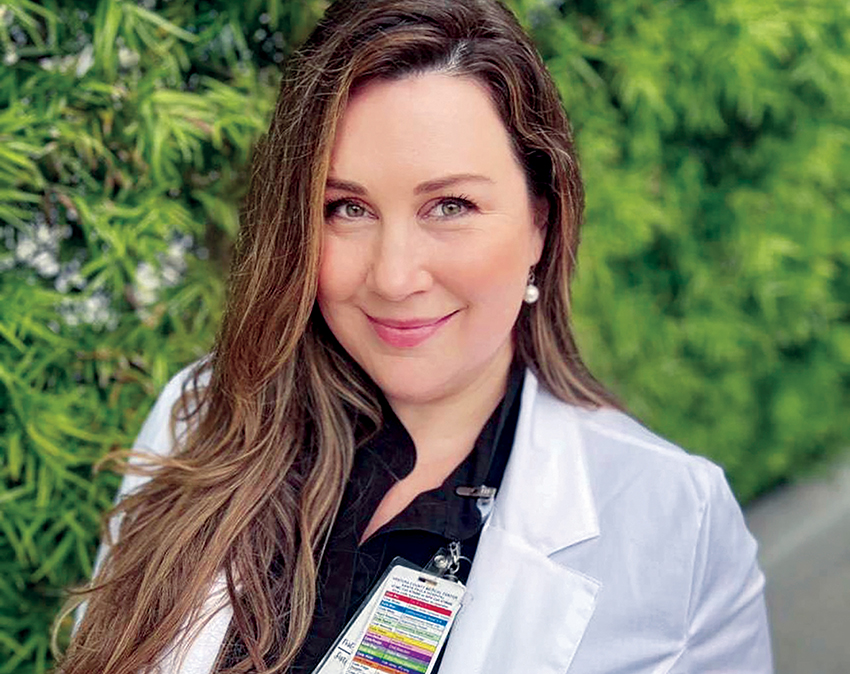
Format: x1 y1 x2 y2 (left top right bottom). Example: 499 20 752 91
370 369 453 405
350 336 513 409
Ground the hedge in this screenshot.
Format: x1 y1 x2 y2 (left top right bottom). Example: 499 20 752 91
0 0 847 671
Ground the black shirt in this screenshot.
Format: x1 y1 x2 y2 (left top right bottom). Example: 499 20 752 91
221 362 524 672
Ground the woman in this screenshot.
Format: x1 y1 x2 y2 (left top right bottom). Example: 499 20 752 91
59 1 772 672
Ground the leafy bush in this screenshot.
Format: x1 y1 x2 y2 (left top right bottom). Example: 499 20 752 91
0 0 323 669
524 0 850 500
0 0 847 671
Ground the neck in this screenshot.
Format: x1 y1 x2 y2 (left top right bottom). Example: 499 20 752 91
388 342 513 481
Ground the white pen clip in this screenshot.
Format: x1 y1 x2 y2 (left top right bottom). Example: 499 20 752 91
455 485 497 499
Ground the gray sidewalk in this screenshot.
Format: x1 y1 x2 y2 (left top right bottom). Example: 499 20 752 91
745 460 850 674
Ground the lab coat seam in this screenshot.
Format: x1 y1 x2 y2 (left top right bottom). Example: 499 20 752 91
578 415 722 508
579 415 695 463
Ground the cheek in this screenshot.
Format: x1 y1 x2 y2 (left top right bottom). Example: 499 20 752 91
444 237 529 330
450 233 530 295
316 235 371 346
317 235 363 305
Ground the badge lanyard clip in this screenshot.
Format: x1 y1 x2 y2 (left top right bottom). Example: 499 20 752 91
423 540 470 581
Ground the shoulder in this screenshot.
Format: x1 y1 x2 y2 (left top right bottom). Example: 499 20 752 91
118 359 209 499
531 381 730 504
530 384 746 552
566 408 771 670
134 359 210 455
524 381 771 669
535 388 760 592
568 403 728 508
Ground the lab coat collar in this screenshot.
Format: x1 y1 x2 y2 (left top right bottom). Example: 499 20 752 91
437 369 602 674
488 368 600 554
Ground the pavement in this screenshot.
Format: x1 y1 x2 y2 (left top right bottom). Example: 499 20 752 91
744 459 850 674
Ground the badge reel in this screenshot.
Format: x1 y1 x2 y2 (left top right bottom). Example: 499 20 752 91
311 542 469 674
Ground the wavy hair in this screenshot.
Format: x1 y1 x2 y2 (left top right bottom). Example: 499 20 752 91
56 1 616 672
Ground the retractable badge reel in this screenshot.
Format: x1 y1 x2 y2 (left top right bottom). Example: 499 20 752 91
311 543 470 674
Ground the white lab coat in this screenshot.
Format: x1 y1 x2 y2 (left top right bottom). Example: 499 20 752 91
112 365 773 673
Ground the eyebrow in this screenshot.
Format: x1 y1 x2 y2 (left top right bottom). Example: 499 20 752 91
325 177 366 195
324 173 494 195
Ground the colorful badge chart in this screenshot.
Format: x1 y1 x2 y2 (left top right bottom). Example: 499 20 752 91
347 566 464 674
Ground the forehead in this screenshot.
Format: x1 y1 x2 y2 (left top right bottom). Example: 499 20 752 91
329 72 522 184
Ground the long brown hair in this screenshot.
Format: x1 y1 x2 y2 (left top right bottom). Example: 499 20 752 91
57 1 616 672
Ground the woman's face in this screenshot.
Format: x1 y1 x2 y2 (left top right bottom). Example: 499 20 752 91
318 72 545 408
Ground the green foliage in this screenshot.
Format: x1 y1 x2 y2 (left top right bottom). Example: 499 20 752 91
0 0 847 671
517 0 850 500
0 0 324 670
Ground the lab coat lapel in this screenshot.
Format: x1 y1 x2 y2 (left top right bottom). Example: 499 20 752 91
438 371 602 674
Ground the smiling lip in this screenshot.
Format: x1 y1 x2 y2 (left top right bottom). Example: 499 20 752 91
367 311 458 348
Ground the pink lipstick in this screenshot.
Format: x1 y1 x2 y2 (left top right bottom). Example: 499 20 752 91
367 311 457 348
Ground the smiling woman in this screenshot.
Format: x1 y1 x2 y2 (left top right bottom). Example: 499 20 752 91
320 74 543 406
57 1 772 673
319 73 547 542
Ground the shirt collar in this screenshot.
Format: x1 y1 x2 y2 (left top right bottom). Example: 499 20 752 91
348 359 526 540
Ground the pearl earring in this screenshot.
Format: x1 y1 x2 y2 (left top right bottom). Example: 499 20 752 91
524 272 540 304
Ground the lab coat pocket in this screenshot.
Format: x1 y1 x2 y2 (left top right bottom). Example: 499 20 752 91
438 524 601 674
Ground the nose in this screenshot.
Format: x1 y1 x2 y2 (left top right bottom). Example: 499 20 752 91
367 220 431 301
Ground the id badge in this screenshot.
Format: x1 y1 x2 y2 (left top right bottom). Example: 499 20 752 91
312 554 467 674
